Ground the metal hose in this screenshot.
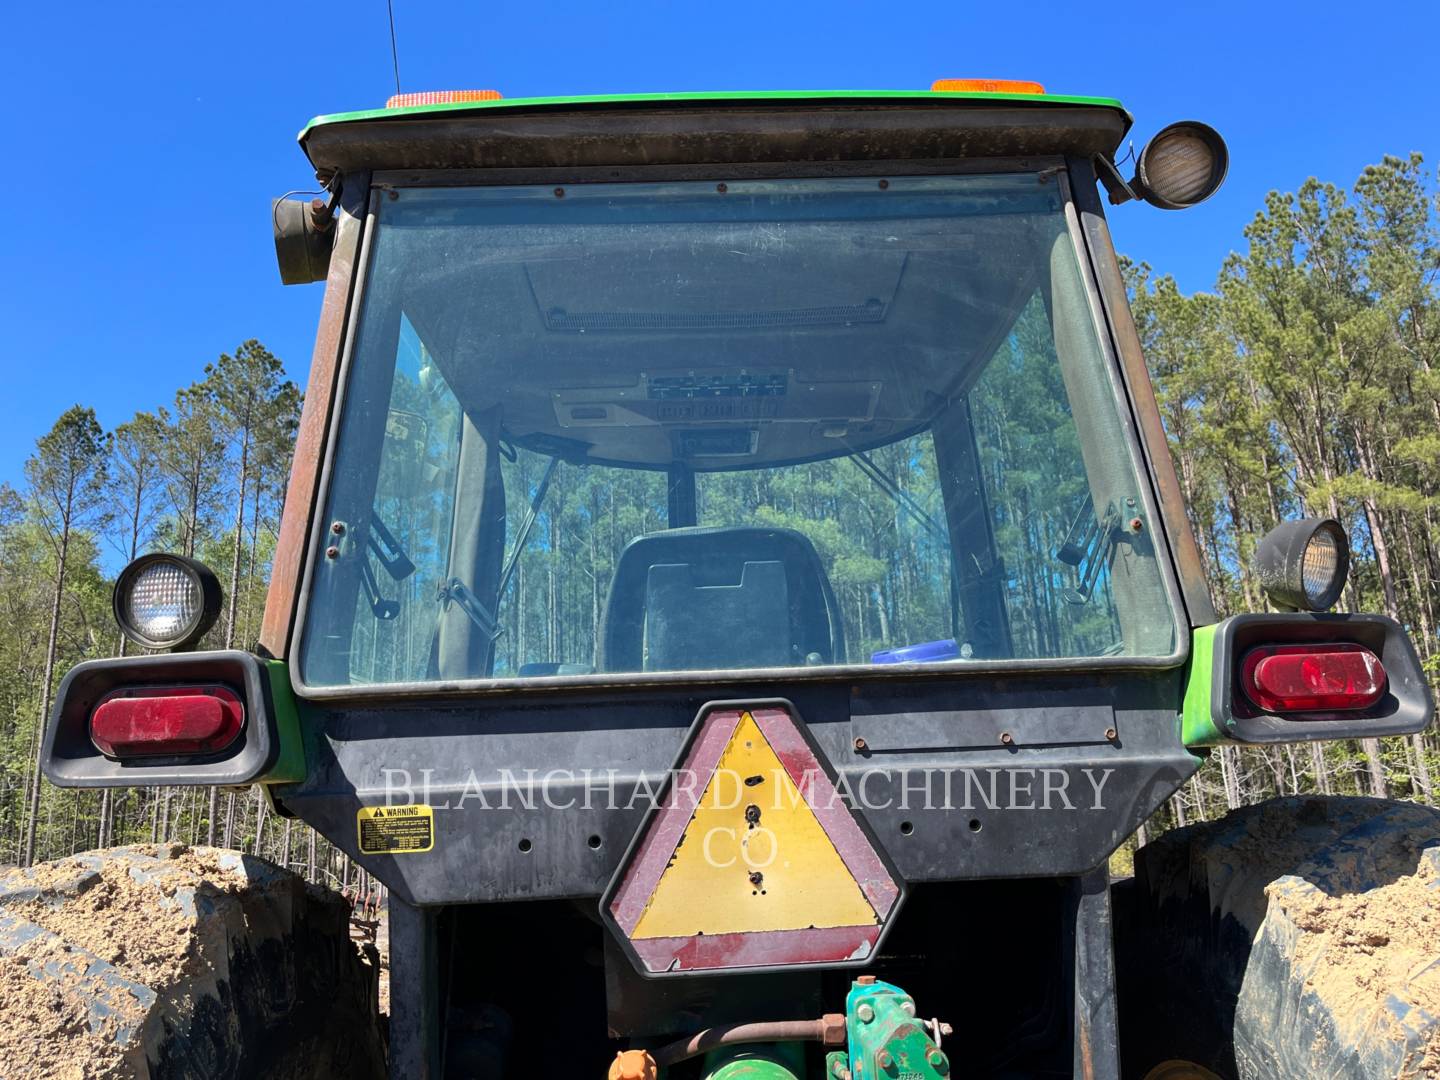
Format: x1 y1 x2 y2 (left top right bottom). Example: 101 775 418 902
653 1016 845 1067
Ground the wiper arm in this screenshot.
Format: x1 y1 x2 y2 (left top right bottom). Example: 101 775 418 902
849 451 948 547
1056 497 1120 605
495 454 560 604
438 454 562 641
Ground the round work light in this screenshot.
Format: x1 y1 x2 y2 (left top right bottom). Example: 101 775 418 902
1132 122 1229 210
1253 518 1350 613
113 553 223 651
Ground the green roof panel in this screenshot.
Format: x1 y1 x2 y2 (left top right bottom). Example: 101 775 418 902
300 88 1130 143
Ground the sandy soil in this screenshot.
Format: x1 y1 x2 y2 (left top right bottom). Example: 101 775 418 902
0 845 307 1080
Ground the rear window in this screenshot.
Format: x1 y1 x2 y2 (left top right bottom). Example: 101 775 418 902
299 175 1177 689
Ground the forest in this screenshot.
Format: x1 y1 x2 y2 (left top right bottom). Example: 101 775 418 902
0 152 1436 890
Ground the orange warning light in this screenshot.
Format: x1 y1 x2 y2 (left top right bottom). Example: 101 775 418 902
385 90 503 108
931 79 1045 95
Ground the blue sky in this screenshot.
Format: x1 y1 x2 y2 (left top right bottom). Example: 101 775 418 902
2 1 1437 489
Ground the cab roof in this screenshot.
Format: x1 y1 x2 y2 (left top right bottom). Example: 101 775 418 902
298 89 1132 176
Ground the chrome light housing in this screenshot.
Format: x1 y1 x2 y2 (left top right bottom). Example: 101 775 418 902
1132 121 1229 210
113 554 223 650
1253 518 1349 612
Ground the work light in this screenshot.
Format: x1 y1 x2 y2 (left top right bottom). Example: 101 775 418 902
113 554 223 651
1253 518 1350 613
1132 121 1229 210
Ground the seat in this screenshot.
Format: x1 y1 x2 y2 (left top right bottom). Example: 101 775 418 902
599 525 845 673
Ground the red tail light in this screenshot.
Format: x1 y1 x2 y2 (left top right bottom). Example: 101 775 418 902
90 686 244 758
1241 643 1386 714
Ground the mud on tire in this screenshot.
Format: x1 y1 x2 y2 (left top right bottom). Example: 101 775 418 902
1116 796 1440 1080
0 844 386 1079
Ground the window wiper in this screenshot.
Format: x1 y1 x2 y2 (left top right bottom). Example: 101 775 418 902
438 454 561 640
357 512 414 620
848 450 960 636
1056 496 1120 605
849 451 948 546
369 512 416 580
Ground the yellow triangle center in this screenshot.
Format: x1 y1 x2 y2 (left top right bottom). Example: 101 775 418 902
633 712 877 939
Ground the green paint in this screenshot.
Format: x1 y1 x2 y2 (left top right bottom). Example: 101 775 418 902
258 660 307 784
845 979 950 1079
1181 624 1228 747
300 88 1129 142
700 1044 804 1080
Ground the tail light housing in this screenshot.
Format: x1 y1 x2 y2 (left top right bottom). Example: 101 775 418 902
90 685 244 759
1241 643 1386 714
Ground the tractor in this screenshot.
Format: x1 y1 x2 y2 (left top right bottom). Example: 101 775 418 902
32 81 1437 1079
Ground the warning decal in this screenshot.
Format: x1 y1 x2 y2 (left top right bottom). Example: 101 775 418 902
357 804 434 854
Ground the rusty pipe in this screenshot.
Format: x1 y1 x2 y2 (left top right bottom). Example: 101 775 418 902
653 1015 846 1067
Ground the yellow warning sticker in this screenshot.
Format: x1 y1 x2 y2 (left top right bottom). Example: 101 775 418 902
357 804 434 854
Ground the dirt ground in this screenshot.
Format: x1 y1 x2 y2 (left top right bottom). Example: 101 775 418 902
375 911 391 1018
0 845 384 1080
0 845 241 1079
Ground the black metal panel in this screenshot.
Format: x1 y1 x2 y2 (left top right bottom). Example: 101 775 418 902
1070 867 1121 1080
852 684 1117 751
303 103 1129 175
277 671 1197 906
388 895 441 1080
42 650 283 788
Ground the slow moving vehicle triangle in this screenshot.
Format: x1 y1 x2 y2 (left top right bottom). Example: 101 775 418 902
604 704 903 975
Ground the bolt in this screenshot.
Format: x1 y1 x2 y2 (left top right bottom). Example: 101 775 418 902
554 187 565 198
386 188 399 200
308 198 334 232
330 521 346 535
876 1050 894 1070
854 737 868 752
744 804 761 825
1129 517 1144 532
856 1002 875 1023
1105 727 1118 741
999 731 1014 746
878 179 889 190
927 1049 949 1074
716 182 728 193
325 546 340 560
901 999 916 1016
749 870 764 887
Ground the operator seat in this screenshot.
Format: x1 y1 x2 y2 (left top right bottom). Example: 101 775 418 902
599 525 846 673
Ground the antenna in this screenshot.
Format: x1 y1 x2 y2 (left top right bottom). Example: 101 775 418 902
386 0 401 96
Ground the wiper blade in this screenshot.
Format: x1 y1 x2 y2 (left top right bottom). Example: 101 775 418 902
437 454 562 643
369 512 416 580
496 454 560 602
1057 497 1120 605
849 451 948 546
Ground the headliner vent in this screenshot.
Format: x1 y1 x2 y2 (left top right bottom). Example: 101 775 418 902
543 299 886 332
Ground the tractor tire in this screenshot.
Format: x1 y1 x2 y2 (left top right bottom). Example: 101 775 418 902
1115 796 1440 1080
0 843 386 1080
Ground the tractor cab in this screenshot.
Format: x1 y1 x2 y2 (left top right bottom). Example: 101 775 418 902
37 84 1433 1080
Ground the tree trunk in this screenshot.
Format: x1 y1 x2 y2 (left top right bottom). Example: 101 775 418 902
23 521 70 867
225 426 251 647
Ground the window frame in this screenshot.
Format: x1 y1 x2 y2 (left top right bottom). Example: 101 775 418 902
289 161 1190 701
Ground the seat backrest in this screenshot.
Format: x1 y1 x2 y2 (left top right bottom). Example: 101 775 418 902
599 525 845 673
